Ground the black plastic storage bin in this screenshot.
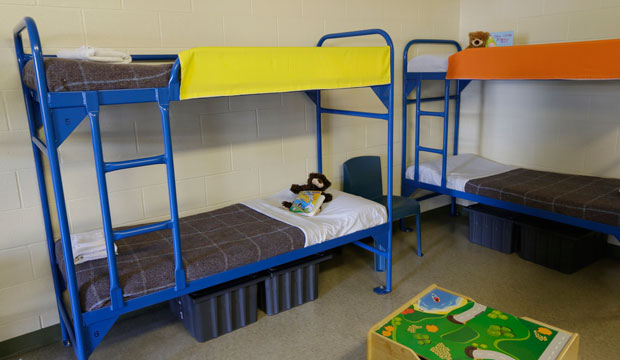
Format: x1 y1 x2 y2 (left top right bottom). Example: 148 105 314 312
518 217 607 274
169 275 264 342
259 253 332 316
467 204 519 254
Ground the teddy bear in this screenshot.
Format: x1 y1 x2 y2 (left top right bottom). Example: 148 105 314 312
467 31 490 49
281 173 333 209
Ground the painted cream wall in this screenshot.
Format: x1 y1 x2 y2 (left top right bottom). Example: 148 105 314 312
0 0 460 342
458 0 620 178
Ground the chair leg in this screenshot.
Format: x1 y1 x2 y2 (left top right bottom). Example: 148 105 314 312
416 214 423 257
374 238 386 272
400 218 414 232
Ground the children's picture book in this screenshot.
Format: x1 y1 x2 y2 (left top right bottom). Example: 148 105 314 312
488 31 514 47
289 190 325 216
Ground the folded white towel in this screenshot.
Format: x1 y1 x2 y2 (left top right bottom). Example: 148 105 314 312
71 229 118 265
57 46 132 64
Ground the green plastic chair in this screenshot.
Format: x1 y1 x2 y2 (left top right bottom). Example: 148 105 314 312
343 156 422 256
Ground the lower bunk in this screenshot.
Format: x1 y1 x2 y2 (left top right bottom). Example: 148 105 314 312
403 154 620 240
54 190 391 358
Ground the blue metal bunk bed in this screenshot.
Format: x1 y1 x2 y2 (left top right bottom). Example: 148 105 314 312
14 17 395 360
401 39 620 243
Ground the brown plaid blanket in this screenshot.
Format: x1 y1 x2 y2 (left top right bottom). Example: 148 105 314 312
464 168 620 227
23 58 172 92
56 204 305 312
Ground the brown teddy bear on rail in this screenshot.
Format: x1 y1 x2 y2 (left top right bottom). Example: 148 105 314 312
467 31 490 49
281 173 333 209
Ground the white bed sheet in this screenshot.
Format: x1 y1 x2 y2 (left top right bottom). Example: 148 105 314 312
407 54 449 73
405 154 516 191
242 189 387 247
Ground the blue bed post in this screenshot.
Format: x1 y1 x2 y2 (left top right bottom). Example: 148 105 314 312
14 17 89 359
316 30 394 294
13 18 72 348
451 78 462 216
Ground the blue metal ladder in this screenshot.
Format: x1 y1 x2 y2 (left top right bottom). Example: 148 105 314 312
402 39 468 215
83 89 185 311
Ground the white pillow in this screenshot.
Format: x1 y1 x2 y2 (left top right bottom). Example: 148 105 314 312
407 54 449 73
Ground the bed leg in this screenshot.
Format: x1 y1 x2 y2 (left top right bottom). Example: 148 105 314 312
372 231 392 295
60 319 71 347
450 197 459 216
416 215 423 257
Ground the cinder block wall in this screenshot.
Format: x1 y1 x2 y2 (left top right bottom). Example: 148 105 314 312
459 0 620 178
0 0 460 342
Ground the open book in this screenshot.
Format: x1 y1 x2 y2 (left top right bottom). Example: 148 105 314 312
288 190 325 216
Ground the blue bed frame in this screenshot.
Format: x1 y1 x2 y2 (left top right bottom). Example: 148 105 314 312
401 39 620 243
14 17 395 360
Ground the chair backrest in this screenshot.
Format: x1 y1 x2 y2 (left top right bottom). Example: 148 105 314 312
343 156 382 201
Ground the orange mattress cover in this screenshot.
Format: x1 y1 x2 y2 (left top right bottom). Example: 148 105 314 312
446 39 620 80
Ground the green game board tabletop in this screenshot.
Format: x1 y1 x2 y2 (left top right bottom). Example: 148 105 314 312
372 285 574 360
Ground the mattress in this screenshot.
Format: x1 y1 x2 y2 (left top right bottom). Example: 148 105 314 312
406 54 449 73
446 39 620 80
56 191 386 312
23 58 173 92
405 154 515 191
406 154 620 227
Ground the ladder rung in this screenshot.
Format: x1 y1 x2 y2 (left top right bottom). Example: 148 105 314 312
114 220 172 241
104 154 166 173
407 96 457 104
418 111 445 117
417 146 443 154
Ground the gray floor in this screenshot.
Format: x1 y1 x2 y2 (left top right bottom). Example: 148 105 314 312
13 210 620 359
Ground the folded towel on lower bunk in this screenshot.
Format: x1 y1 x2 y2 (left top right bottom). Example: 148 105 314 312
57 45 132 64
71 229 118 265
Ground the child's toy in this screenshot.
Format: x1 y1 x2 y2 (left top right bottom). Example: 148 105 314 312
288 190 325 216
466 31 490 49
282 173 332 208
367 284 579 360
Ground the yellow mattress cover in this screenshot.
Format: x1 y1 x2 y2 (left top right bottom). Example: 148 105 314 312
178 46 390 100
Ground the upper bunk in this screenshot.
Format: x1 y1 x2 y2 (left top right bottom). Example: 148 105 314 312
405 38 620 82
17 16 393 108
22 46 391 101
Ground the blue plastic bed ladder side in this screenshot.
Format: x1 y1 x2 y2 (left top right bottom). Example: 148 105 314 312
311 29 395 295
402 39 471 216
14 17 89 360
